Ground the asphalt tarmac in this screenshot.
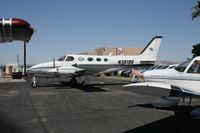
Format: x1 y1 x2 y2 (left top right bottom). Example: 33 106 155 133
0 77 200 133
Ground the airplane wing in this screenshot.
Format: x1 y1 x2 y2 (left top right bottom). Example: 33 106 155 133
123 82 200 108
123 82 200 97
97 68 124 76
98 67 144 77
28 65 86 78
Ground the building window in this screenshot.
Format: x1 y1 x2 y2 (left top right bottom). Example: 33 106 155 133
88 57 93 62
96 58 101 62
78 57 84 61
104 58 108 62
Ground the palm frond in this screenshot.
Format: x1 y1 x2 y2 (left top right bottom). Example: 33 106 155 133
192 0 200 20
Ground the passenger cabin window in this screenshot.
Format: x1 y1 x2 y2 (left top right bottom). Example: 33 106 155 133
65 56 74 61
88 57 93 62
96 58 101 62
57 56 66 61
156 66 164 69
147 65 157 70
169 66 176 69
78 57 84 61
104 58 108 62
187 60 200 74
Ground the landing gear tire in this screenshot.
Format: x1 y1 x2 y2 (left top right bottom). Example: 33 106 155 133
31 76 38 88
70 77 77 86
31 80 38 88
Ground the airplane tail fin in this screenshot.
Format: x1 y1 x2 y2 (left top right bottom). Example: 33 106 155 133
138 36 162 61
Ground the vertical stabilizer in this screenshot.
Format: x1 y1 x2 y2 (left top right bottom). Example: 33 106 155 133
139 36 162 61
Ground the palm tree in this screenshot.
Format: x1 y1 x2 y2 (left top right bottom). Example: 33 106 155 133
192 0 200 20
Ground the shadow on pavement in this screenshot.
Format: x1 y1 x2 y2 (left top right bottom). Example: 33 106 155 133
125 104 200 133
37 81 128 92
0 113 26 133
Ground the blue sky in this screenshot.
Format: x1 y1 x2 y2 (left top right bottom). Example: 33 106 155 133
0 0 200 65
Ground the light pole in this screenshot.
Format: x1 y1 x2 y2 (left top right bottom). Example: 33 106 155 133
24 41 27 76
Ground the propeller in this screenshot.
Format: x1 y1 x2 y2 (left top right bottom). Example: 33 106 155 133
53 57 55 68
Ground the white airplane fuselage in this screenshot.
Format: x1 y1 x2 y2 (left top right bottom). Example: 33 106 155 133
143 57 200 95
29 54 155 76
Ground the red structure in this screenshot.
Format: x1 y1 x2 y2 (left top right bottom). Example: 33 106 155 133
0 18 34 43
0 18 34 76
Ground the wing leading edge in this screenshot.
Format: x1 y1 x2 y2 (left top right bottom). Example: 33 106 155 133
123 82 200 97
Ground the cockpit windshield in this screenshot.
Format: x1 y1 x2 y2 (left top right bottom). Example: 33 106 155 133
65 56 74 61
175 59 192 72
57 55 66 61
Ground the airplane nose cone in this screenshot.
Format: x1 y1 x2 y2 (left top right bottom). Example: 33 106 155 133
28 64 40 70
27 64 40 74
28 62 52 73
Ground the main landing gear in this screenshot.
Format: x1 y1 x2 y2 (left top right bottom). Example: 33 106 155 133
31 76 79 88
69 76 90 86
182 95 193 106
70 77 77 86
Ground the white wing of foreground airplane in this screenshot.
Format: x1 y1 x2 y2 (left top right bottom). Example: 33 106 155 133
123 56 200 118
28 36 162 88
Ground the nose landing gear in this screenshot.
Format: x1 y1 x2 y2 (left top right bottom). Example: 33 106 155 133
31 76 38 88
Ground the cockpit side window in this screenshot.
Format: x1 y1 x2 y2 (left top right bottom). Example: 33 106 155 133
187 60 200 74
65 56 74 61
57 56 66 61
175 59 192 72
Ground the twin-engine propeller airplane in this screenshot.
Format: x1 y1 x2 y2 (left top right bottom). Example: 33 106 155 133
123 56 200 118
28 36 162 88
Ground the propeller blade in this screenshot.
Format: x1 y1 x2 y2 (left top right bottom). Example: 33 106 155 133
53 57 55 68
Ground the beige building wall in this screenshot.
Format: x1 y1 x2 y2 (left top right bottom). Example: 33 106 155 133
96 48 118 56
0 69 2 77
80 47 143 56
123 48 143 55
79 51 97 55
